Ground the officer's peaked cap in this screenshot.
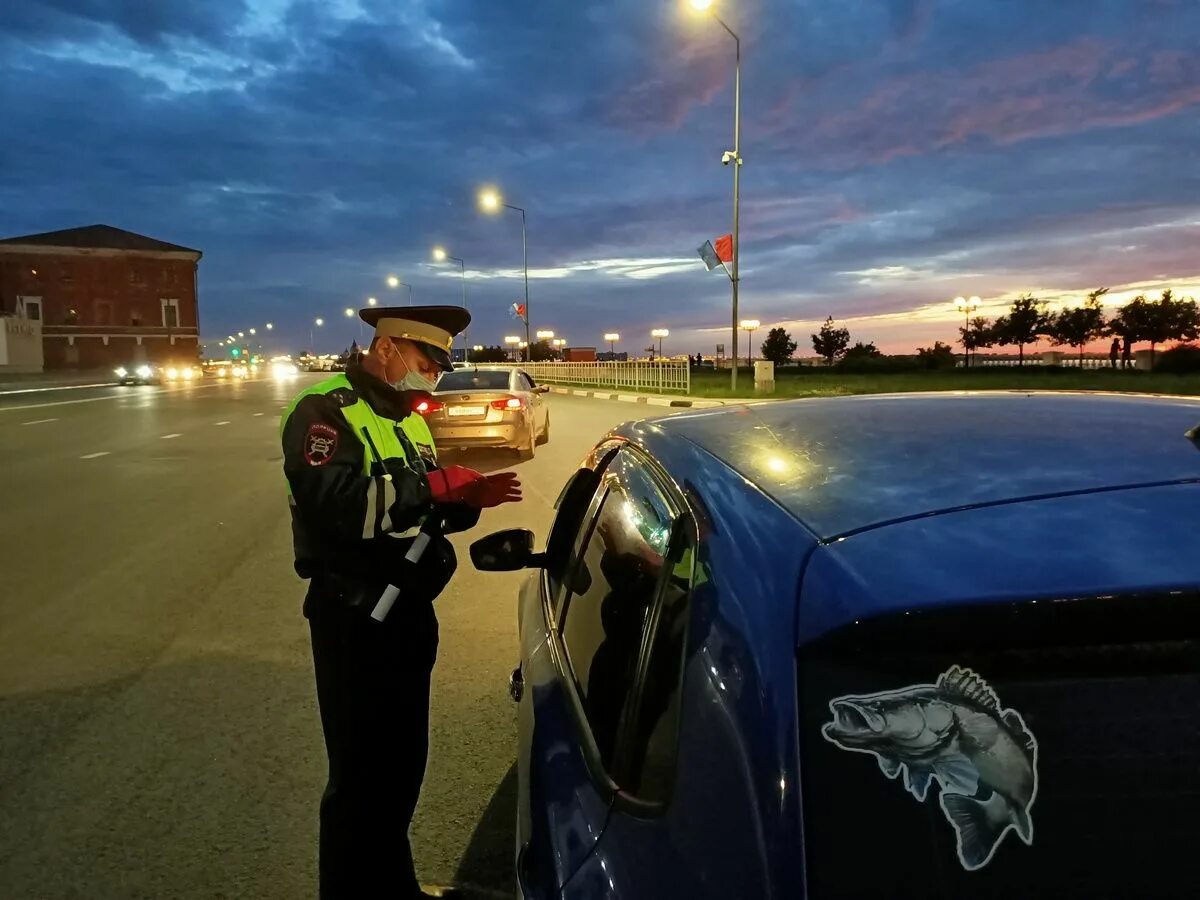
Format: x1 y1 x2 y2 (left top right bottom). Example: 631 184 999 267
361 305 470 372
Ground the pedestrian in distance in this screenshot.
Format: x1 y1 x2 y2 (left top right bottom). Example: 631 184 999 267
1110 337 1120 369
281 305 523 899
1121 335 1132 369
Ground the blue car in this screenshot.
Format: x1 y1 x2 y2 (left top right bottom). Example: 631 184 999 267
470 392 1200 898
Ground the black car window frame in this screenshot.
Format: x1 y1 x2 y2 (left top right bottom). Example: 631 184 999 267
543 443 621 624
611 517 696 816
548 444 690 810
519 372 536 390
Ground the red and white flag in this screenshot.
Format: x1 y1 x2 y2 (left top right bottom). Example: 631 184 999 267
714 233 733 263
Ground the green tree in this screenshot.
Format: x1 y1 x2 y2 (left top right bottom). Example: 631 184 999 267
468 345 509 363
959 316 994 366
529 339 555 362
760 327 797 366
1139 289 1200 365
811 316 850 365
991 293 1050 366
841 341 881 364
1045 288 1107 365
916 341 957 369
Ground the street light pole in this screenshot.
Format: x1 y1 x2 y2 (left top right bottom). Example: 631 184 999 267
434 247 469 355
479 189 530 361
954 295 980 368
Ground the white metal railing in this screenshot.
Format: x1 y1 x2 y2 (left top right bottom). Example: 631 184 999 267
493 360 691 394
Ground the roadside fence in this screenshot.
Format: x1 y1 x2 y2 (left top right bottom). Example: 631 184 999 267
495 360 691 394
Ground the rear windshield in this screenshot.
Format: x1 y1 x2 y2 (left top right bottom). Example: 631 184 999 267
797 593 1200 898
436 370 510 391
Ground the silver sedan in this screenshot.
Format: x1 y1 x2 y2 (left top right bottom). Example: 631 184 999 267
420 366 551 460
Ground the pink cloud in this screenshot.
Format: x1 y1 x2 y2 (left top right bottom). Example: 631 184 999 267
772 37 1200 166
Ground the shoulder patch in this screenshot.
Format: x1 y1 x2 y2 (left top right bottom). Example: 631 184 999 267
304 422 339 466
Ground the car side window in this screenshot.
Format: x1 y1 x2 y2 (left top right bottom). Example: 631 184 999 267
520 372 536 390
618 527 694 806
559 451 677 773
545 446 619 621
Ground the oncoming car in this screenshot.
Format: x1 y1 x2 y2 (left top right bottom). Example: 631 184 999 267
420 366 550 459
114 363 161 385
163 363 201 382
470 392 1200 899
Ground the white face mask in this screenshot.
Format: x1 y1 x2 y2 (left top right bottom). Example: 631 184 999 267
390 353 438 393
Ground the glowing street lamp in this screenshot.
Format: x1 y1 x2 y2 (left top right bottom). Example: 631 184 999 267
479 185 530 360
651 327 669 359
249 328 256 336
367 296 377 306
265 322 273 330
954 295 981 368
237 331 244 338
310 317 323 351
739 318 760 363
536 330 555 340
432 245 469 350
386 275 413 304
686 0 743 391
604 332 620 358
504 334 520 361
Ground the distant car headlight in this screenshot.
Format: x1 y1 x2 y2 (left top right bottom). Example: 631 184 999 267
166 367 179 379
182 367 195 379
115 367 128 378
136 365 153 379
217 368 227 377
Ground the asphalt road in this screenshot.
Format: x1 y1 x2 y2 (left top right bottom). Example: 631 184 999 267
0 375 661 899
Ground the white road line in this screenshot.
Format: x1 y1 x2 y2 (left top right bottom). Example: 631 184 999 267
161 433 183 440
0 382 116 396
80 451 110 459
0 379 261 413
253 412 264 417
22 418 59 425
214 420 231 426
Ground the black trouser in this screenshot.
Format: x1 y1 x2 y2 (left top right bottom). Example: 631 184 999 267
307 582 439 899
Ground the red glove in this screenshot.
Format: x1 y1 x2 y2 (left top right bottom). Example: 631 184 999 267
427 467 523 509
426 465 484 504
464 472 523 508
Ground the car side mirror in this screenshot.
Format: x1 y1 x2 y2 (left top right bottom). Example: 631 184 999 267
470 529 546 571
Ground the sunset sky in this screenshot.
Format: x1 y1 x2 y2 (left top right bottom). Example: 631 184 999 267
2 0 1198 356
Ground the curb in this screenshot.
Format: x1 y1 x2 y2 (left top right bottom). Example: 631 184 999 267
547 386 732 409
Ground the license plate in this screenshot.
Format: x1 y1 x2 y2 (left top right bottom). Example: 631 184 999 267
448 405 486 417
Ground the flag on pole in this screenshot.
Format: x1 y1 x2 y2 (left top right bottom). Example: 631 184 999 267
510 302 527 323
697 240 722 272
714 233 733 263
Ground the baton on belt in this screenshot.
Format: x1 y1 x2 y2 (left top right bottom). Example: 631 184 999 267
359 425 439 623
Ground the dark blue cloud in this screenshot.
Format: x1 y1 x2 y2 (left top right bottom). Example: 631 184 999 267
1 0 1198 355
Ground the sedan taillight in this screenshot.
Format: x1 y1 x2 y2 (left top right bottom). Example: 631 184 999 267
415 399 445 415
490 397 524 410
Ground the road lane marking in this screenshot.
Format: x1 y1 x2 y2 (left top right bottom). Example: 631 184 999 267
161 433 183 440
214 420 231 426
253 412 264 417
0 382 116 396
22 418 58 425
0 379 239 412
80 451 110 459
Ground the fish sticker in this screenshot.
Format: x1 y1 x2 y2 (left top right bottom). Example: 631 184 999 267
821 665 1038 871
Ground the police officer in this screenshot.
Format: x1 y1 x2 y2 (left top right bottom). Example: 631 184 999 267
281 305 522 898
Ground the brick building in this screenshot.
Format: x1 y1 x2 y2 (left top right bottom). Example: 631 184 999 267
0 224 202 370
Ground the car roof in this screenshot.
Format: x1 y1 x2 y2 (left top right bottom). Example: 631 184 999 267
652 392 1200 540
